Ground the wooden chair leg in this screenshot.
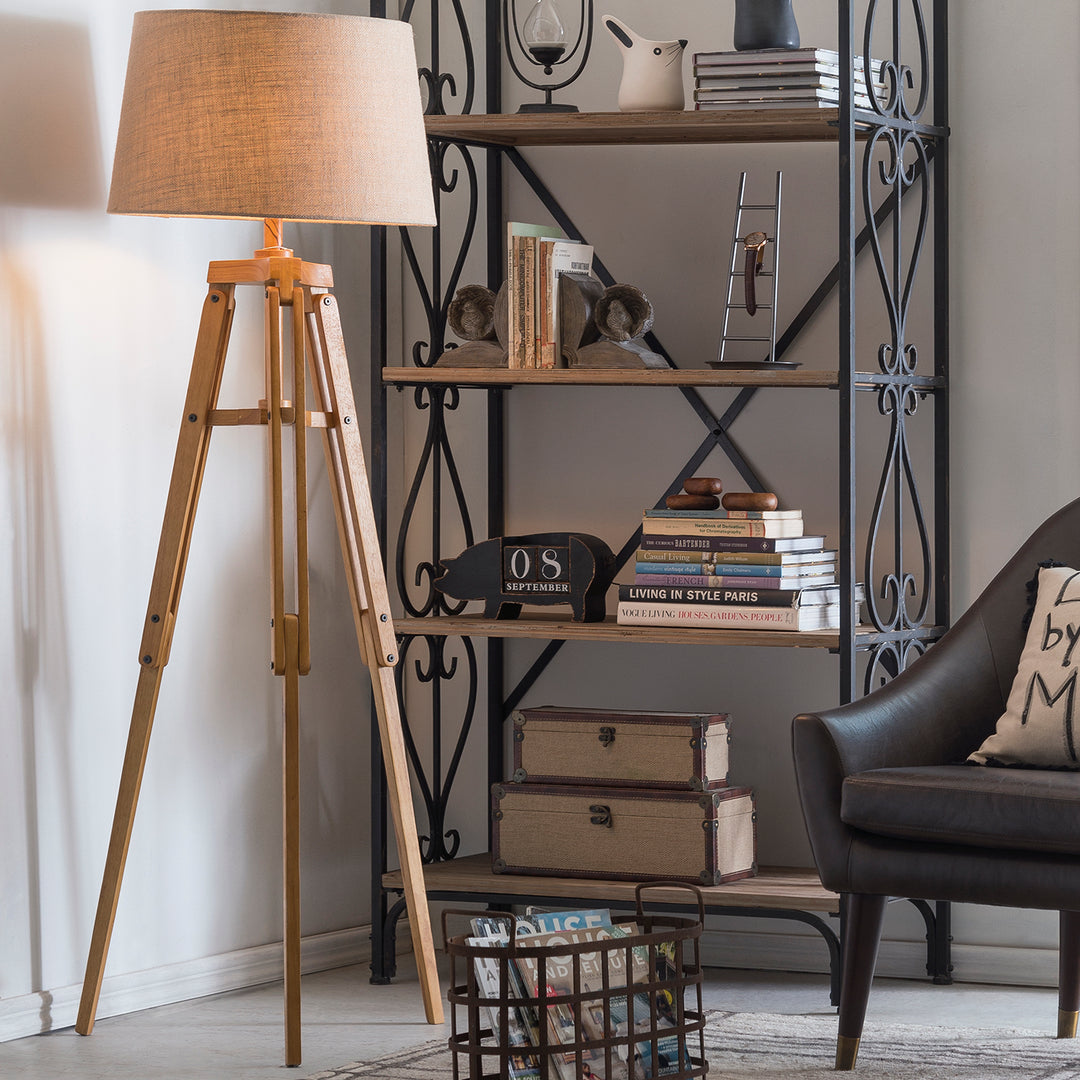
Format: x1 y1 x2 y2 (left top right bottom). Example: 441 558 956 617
836 893 887 1070
1059 911 1080 1037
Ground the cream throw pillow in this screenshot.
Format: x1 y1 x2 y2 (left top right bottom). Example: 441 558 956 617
969 564 1080 768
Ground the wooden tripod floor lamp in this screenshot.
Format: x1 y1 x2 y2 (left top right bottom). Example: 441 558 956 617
76 11 442 1064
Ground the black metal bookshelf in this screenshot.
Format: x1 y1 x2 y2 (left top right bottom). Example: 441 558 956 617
367 0 951 998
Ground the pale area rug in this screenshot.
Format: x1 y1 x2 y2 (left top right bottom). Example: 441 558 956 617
305 1010 1080 1079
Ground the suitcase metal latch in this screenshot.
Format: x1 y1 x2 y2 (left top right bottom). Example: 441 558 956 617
598 726 616 747
589 804 613 828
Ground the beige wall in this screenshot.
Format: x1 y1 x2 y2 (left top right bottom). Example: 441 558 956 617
0 0 382 1039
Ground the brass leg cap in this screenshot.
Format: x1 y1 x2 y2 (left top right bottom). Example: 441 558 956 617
835 1035 860 1070
1058 1009 1078 1038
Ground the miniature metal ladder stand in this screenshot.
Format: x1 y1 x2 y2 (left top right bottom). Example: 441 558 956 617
74 224 443 1066
717 171 783 366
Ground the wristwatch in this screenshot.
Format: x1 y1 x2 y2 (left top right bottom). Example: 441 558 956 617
743 231 768 316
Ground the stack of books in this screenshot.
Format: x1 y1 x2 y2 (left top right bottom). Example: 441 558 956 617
617 504 862 631
507 221 594 369
691 47 886 111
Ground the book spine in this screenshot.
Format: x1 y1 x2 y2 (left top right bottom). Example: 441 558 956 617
640 533 789 552
617 601 805 630
507 231 520 369
645 508 801 520
634 573 709 586
635 573 829 589
706 563 793 577
522 235 537 368
620 584 800 607
637 547 792 565
538 240 556 369
635 561 707 575
513 236 530 368
640 517 801 537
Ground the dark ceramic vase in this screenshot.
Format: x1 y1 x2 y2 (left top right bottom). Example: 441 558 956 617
733 0 800 51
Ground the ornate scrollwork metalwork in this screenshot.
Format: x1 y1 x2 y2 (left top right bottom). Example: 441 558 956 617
394 634 478 863
864 382 932 632
858 0 935 654
865 637 929 696
384 5 486 886
403 0 476 116
400 139 479 369
863 127 929 379
863 0 929 123
395 385 476 617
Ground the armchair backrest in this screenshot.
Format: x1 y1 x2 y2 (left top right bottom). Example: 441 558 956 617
965 496 1080 709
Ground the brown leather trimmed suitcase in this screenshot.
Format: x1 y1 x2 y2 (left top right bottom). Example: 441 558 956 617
510 706 731 790
491 782 756 885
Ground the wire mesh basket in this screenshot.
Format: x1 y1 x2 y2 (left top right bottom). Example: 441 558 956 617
444 882 708 1080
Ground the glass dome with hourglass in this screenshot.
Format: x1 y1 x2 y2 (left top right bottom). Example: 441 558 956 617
503 0 594 112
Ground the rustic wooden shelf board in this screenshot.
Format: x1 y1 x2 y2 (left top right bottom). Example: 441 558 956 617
425 109 853 146
384 852 839 913
395 613 860 648
383 367 842 389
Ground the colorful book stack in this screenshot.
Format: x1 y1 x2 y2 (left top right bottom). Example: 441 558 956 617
617 480 862 632
691 46 886 111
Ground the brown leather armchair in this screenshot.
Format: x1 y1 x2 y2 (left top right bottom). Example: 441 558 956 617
793 497 1080 1069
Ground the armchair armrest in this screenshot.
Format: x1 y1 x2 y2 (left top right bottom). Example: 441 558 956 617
792 602 1008 891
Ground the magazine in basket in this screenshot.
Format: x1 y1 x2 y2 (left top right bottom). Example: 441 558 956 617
513 923 683 1079
468 911 686 1079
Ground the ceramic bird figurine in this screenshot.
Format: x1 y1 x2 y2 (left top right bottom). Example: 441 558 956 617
602 15 687 112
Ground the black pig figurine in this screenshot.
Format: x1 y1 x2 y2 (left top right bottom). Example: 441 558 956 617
434 533 616 622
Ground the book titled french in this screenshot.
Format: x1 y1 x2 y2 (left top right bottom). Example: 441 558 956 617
639 533 827 553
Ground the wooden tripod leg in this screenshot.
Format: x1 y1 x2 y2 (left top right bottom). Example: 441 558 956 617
282 615 302 1065
76 285 234 1035
309 292 443 1025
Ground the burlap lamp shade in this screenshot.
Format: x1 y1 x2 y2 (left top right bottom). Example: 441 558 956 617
108 9 436 226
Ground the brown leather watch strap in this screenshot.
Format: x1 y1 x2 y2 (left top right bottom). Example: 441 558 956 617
744 245 760 316
743 232 767 317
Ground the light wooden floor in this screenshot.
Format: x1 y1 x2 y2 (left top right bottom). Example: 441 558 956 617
0 958 1062 1080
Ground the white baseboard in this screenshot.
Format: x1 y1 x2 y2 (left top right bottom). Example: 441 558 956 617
4 923 1058 1045
0 922 400 1044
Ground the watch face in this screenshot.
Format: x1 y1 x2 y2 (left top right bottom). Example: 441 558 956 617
744 231 768 249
